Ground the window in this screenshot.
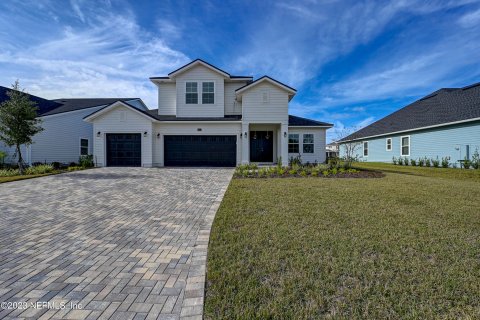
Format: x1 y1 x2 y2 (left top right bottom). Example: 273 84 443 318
185 82 198 104
303 134 314 153
80 138 89 156
288 134 299 153
202 82 214 104
401 136 410 156
363 141 369 157
386 138 392 151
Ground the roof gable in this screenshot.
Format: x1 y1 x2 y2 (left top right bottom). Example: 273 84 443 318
235 76 297 99
168 59 230 78
84 101 157 122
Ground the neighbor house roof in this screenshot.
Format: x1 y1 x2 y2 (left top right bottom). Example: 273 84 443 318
340 82 480 142
42 98 140 116
0 85 61 115
288 115 333 127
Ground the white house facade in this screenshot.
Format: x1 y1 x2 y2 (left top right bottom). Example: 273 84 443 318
84 60 333 167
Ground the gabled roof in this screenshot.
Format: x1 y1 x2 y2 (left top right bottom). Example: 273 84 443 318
84 101 158 122
0 86 61 115
43 98 140 116
288 115 333 127
340 82 480 142
235 76 297 99
150 59 253 82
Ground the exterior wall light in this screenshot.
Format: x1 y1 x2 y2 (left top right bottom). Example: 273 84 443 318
244 132 247 138
143 131 148 137
157 133 161 139
96 131 101 137
284 131 287 137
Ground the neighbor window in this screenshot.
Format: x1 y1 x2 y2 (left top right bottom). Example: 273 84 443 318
80 138 89 156
202 82 214 104
386 138 392 151
401 136 410 156
288 134 299 153
363 141 369 157
303 134 314 153
185 82 198 104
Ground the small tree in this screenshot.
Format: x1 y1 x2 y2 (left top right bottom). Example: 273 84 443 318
0 81 43 174
337 128 361 168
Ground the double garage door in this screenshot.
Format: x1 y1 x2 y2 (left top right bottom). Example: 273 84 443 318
106 134 236 167
164 135 236 167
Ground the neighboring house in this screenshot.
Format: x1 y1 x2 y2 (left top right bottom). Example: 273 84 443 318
339 82 480 165
84 59 333 167
326 141 339 159
0 86 146 165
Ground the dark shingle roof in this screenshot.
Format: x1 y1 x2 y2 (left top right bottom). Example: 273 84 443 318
288 115 333 127
341 82 480 141
145 110 242 121
0 86 61 115
44 98 138 116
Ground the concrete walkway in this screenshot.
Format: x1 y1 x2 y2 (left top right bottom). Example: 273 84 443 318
0 168 233 320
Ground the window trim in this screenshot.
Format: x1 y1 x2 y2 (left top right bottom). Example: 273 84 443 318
302 133 314 154
386 138 392 151
363 141 369 157
201 81 215 104
400 135 410 156
185 81 198 104
288 133 300 154
80 137 89 156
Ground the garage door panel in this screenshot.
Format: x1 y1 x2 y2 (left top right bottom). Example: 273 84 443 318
107 133 141 167
164 135 236 167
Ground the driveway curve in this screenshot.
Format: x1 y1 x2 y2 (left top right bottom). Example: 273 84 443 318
0 167 233 320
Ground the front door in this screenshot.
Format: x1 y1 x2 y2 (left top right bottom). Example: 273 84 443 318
250 131 274 162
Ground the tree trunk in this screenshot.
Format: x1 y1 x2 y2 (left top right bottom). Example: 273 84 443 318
16 144 24 175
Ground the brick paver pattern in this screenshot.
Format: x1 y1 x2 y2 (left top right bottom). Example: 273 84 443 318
0 168 233 320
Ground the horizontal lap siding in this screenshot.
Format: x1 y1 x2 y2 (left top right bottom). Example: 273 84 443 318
224 82 244 115
341 121 480 164
242 83 289 124
93 105 153 167
158 83 176 115
288 128 327 164
176 65 225 118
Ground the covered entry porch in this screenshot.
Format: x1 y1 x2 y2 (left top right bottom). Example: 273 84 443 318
240 123 289 165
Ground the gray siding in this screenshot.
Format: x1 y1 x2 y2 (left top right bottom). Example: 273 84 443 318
158 83 176 115
340 121 480 165
242 82 289 124
288 128 327 164
224 82 245 115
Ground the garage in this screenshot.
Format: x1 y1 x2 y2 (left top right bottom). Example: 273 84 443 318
164 135 236 167
106 133 141 167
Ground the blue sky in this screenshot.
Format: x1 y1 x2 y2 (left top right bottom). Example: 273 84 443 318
1 0 480 141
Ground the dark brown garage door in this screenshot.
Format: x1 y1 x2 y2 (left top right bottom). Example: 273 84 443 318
106 133 141 167
164 135 236 167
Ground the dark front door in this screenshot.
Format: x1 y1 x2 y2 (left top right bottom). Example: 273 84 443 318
106 133 141 167
164 135 237 167
250 131 274 162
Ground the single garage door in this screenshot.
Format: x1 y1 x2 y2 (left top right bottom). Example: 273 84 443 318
164 135 236 167
106 133 141 167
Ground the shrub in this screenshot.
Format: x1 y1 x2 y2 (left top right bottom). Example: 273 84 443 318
410 158 417 166
79 155 94 168
289 154 302 166
328 157 340 169
425 158 431 167
441 156 450 168
300 170 308 177
67 166 84 172
418 158 425 167
288 169 297 175
397 157 403 165
322 170 329 177
432 157 440 168
0 168 19 177
51 162 61 170
311 170 318 177
472 149 480 169
463 157 471 169
404 157 409 166
25 164 54 175
331 168 338 175
392 156 397 165
278 168 286 175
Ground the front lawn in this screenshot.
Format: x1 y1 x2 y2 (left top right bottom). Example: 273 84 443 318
205 170 480 318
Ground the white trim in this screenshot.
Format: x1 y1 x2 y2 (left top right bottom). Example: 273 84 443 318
236 77 296 96
169 60 229 78
185 81 199 105
302 133 314 154
400 135 410 156
288 125 333 128
80 137 89 156
386 138 392 151
84 101 155 122
363 141 369 157
340 117 480 143
201 81 215 105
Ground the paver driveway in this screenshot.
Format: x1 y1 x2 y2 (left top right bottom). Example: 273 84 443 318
0 167 233 320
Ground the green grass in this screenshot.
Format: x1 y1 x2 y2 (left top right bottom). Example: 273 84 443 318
353 162 480 181
0 167 89 184
205 171 480 319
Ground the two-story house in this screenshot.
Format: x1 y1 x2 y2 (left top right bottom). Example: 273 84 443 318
84 59 333 167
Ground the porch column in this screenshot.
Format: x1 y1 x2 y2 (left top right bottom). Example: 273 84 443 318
241 123 249 164
280 123 288 166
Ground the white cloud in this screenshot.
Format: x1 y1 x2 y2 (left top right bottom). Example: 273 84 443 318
458 8 480 27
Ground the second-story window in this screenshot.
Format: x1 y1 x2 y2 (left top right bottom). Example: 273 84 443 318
202 82 214 104
186 82 198 104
